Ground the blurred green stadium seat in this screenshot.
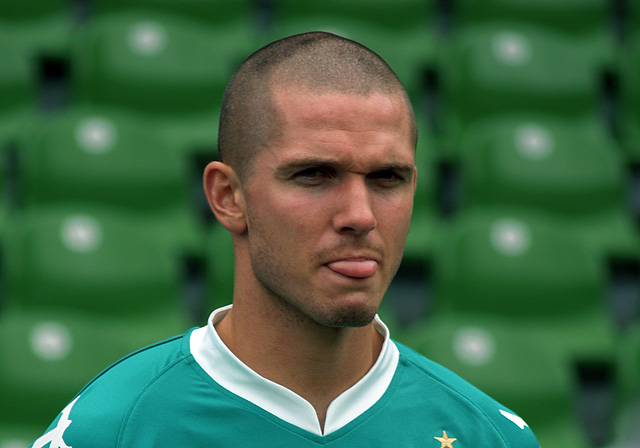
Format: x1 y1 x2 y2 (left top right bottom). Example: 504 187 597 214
451 0 612 38
0 29 38 113
2 206 190 319
431 209 612 320
0 3 71 111
436 22 612 136
405 119 439 256
0 424 43 448
17 107 187 211
0 307 184 434
0 3 69 143
203 224 235 313
615 322 640 405
0 1 70 22
92 0 255 27
452 114 639 256
457 115 624 216
0 12 70 143
71 11 255 115
628 1 640 35
618 30 640 160
609 322 640 446
14 106 204 251
273 0 435 31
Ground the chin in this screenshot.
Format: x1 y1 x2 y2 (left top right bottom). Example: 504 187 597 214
313 302 380 328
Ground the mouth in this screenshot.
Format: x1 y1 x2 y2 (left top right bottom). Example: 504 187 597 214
324 257 379 279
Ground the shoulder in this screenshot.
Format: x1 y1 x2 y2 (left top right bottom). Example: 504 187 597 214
392 341 540 448
31 330 197 448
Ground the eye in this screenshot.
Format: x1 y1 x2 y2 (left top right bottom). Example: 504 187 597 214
292 166 335 185
368 169 406 186
296 167 323 178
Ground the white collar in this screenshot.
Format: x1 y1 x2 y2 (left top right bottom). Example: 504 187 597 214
190 305 399 436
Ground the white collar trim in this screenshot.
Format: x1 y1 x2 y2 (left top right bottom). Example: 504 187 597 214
190 305 399 436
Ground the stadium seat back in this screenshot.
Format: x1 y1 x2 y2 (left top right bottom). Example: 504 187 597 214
0 1 69 22
432 210 607 318
18 108 189 213
72 12 254 114
452 0 611 37
93 0 254 27
0 1 72 110
458 115 625 217
618 31 640 158
3 207 182 316
274 0 435 31
204 225 235 311
0 27 46 111
438 23 604 133
0 424 44 448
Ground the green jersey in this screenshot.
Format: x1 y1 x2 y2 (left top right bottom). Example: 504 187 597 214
31 306 539 447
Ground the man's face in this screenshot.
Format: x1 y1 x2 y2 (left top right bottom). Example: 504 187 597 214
241 87 416 328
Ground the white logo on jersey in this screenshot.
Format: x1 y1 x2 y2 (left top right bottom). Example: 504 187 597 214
32 396 80 448
499 409 528 430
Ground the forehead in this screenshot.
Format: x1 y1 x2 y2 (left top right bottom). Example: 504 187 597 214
274 86 410 131
260 87 415 169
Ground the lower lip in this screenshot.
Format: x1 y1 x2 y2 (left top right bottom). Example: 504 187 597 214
325 260 378 279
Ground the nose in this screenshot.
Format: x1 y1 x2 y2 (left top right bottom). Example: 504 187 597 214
332 176 377 236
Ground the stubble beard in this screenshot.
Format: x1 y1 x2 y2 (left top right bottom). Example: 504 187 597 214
249 241 384 330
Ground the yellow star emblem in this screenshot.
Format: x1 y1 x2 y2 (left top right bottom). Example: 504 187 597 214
434 430 457 448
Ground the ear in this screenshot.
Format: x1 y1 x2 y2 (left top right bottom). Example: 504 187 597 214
203 161 248 234
413 165 418 194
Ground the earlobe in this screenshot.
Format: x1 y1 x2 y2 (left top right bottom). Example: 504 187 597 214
203 161 248 234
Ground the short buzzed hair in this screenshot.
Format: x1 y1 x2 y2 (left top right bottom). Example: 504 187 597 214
217 31 417 181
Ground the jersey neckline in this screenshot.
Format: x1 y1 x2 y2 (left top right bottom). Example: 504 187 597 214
189 304 400 436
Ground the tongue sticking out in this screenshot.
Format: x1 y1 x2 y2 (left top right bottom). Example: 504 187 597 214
326 260 378 278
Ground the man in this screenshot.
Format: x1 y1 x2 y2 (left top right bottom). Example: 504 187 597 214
31 32 539 447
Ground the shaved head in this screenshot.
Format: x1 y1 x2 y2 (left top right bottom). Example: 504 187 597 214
217 31 417 181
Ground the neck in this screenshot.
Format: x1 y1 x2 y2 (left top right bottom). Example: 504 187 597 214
214 296 384 431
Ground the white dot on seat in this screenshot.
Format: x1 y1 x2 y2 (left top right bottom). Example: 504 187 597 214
492 32 532 66
128 22 167 56
75 117 117 154
514 124 554 160
491 219 531 256
0 440 30 448
30 322 73 361
60 215 103 253
453 327 495 366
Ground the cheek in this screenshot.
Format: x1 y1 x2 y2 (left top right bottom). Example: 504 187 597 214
378 197 413 236
248 196 318 253
268 190 327 229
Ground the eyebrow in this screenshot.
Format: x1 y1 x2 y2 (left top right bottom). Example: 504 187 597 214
374 163 416 177
275 157 415 178
275 158 339 175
